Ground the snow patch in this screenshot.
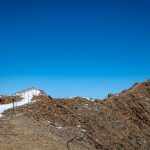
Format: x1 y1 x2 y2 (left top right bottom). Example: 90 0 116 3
66 96 95 101
77 125 81 128
14 88 42 100
57 126 63 129
0 88 43 118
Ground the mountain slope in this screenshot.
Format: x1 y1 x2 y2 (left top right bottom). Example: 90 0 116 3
0 87 46 117
0 80 150 150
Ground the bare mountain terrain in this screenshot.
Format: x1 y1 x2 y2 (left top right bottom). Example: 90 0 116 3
0 80 150 150
0 96 21 104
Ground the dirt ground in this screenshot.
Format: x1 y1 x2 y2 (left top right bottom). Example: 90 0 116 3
0 116 67 150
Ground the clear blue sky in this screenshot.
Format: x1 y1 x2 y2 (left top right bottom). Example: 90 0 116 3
0 0 150 98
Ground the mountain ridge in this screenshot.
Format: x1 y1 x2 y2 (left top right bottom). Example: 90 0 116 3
0 80 150 150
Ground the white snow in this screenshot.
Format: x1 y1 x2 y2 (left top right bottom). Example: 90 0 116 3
83 97 95 101
14 88 41 99
66 96 76 99
56 126 62 129
83 97 91 100
81 129 86 132
47 121 51 124
66 96 95 101
0 88 42 118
